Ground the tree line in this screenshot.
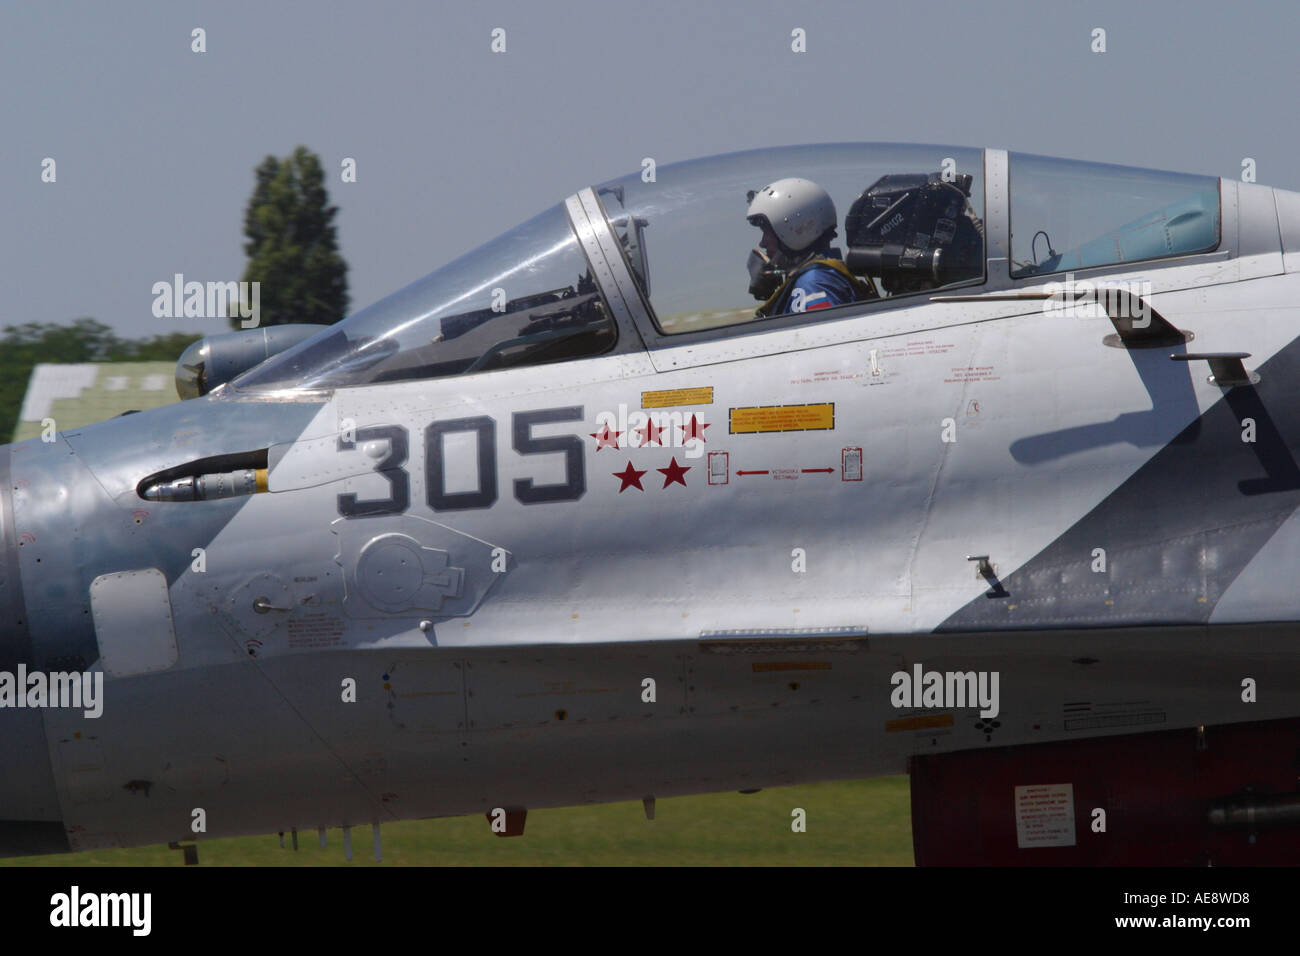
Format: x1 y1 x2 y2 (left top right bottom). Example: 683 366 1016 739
2 146 349 442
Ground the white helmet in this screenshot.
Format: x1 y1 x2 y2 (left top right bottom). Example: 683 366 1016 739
747 178 838 255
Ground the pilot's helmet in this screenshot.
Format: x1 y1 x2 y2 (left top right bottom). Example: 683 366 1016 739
746 178 837 261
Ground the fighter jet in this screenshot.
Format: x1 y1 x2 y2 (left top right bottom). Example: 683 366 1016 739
5 142 1300 865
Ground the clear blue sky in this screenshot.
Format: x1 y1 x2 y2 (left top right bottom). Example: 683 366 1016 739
3 0 1298 339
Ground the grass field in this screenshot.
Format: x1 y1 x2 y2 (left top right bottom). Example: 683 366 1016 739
2 776 913 866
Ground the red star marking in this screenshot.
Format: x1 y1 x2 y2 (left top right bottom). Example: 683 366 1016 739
635 414 666 446
612 461 647 492
589 424 623 450
657 456 691 488
679 414 711 443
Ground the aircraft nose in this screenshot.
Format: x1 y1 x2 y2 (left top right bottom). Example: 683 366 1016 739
0 446 70 857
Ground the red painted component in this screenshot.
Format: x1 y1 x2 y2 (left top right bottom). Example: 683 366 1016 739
485 808 528 837
910 718 1300 865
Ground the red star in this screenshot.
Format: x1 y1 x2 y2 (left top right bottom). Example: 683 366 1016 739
657 456 691 488
612 461 647 492
635 414 666 446
589 424 623 450
679 414 711 443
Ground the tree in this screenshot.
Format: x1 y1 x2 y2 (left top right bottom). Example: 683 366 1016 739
236 146 349 328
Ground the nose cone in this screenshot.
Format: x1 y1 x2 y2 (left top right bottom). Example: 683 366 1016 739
0 445 69 857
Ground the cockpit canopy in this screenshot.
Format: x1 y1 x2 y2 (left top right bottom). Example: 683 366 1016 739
235 203 614 391
235 143 1222 393
595 143 986 333
1007 152 1219 277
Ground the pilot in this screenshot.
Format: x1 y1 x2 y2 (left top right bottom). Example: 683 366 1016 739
746 178 876 318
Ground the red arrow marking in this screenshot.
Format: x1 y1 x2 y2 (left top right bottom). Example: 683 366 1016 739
736 470 770 476
801 468 834 474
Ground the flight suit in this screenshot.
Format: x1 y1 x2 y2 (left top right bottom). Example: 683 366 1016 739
756 249 877 318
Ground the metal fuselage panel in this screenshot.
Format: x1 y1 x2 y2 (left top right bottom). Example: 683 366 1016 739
6 180 1300 853
26 625 1300 852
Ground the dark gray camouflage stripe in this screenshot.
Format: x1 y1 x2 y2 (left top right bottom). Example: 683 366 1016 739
939 338 1300 630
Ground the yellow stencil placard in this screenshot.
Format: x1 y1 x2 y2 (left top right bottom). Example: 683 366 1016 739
729 403 835 434
642 386 714 408
885 713 954 733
